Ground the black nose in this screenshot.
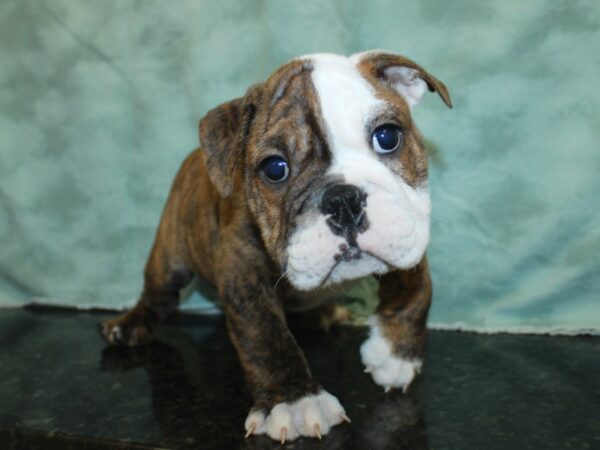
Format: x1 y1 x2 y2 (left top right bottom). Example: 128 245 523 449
320 184 368 236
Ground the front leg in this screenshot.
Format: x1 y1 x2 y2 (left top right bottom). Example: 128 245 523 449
216 227 348 442
361 256 432 393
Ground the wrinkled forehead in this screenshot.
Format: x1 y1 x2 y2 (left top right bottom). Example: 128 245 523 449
252 59 326 165
302 54 385 158
256 53 413 180
263 54 381 117
260 54 386 149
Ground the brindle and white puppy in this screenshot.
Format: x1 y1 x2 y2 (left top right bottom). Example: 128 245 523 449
101 50 452 442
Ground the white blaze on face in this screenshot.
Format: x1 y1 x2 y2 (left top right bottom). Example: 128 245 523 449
286 53 431 291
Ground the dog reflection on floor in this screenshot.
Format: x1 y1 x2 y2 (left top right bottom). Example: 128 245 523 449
100 321 429 449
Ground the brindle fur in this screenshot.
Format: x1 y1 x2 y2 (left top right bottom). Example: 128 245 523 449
101 53 451 416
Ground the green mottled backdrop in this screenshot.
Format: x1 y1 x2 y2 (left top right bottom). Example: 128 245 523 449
1 0 598 333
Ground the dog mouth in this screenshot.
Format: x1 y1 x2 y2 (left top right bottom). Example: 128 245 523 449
318 243 394 288
334 243 362 263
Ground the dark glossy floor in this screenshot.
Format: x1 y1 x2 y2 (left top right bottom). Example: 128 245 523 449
0 308 598 450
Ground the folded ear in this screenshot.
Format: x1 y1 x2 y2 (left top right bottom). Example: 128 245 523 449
199 84 263 198
351 50 452 109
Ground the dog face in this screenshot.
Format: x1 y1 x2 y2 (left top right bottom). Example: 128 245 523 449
200 51 451 291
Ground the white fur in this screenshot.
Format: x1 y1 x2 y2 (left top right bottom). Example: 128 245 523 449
286 214 348 289
360 317 422 392
382 66 428 108
244 390 346 441
244 409 266 435
285 53 431 291
351 50 429 108
107 325 123 343
327 253 388 286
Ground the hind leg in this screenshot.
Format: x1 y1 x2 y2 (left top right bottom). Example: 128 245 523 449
101 237 192 347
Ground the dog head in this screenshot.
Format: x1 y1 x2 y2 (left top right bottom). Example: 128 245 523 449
199 51 451 290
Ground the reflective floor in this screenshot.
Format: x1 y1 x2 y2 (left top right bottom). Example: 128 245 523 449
0 308 598 449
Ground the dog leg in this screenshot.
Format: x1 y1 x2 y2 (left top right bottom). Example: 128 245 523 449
361 256 432 393
216 227 348 442
101 236 192 347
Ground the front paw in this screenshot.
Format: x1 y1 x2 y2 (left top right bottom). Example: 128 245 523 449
360 317 422 393
244 390 349 442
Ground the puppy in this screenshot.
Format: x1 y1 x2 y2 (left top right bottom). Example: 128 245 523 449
101 50 452 442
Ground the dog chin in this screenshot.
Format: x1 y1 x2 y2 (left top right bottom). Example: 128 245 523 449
286 258 382 292
324 254 390 287
286 249 425 292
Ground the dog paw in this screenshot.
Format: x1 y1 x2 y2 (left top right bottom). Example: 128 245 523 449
100 316 152 347
244 390 350 442
360 318 422 393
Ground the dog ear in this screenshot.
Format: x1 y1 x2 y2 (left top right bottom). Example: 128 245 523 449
199 84 263 198
351 50 452 109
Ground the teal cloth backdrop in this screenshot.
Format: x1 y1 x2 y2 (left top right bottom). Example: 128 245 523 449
1 0 598 333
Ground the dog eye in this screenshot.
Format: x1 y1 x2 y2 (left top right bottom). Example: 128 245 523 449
372 125 403 154
260 156 290 183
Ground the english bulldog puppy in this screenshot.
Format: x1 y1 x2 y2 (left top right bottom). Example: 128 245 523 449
101 50 452 442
